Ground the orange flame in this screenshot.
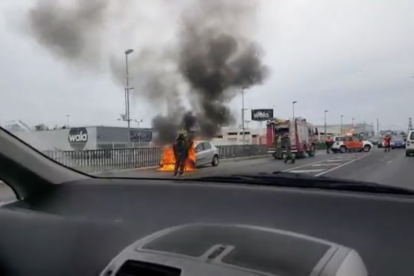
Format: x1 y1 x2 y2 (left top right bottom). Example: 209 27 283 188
158 141 196 172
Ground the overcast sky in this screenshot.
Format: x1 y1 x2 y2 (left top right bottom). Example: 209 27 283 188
1 0 413 131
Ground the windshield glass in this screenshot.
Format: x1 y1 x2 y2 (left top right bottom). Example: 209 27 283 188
1 0 413 189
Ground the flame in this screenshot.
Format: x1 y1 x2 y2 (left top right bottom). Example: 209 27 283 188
158 141 196 172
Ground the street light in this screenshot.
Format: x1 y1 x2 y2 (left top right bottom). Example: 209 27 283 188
340 115 344 135
125 49 134 146
66 114 70 127
352 118 355 126
324 110 328 137
241 87 248 144
292 101 297 120
135 119 143 128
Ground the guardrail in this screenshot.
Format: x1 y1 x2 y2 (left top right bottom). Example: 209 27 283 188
43 144 269 174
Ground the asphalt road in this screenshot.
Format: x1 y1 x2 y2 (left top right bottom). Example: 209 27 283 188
101 147 414 189
1 147 413 204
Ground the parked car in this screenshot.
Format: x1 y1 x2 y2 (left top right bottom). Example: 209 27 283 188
194 140 219 167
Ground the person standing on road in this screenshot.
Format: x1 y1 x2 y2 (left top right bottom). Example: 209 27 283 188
325 136 334 154
274 132 283 160
173 130 189 177
283 133 295 164
383 134 391 153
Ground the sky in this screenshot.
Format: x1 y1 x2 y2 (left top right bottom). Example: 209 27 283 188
0 0 413 131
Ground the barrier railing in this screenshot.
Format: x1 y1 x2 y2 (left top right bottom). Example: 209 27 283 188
43 144 269 174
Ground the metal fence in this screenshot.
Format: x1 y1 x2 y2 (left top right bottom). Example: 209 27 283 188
43 144 269 174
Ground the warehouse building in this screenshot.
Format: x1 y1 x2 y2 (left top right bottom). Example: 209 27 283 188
6 123 154 151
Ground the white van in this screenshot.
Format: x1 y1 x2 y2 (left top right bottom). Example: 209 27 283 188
405 130 414 156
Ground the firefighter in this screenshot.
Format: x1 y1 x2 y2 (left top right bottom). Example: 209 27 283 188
274 131 283 160
383 134 391 153
325 136 333 154
283 133 295 163
173 130 189 176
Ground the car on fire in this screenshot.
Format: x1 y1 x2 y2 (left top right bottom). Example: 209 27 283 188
194 140 220 167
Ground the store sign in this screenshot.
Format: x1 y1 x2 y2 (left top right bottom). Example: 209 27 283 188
68 128 88 150
251 109 274 121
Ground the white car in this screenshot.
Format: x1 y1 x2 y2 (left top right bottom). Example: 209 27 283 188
405 130 414 156
330 136 373 153
194 140 220 167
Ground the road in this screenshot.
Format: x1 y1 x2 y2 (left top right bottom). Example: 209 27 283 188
1 148 414 204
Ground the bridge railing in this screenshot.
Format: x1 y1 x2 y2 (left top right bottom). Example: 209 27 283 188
42 144 269 174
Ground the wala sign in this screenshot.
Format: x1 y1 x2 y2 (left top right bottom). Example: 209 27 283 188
251 109 274 121
68 127 88 150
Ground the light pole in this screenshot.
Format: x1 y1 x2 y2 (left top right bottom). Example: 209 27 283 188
135 119 143 128
324 110 328 137
241 87 248 144
352 118 355 127
292 101 297 120
125 48 134 146
340 115 344 135
66 115 70 127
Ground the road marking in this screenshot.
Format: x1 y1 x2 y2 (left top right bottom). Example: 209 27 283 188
312 163 342 166
387 160 392 164
288 169 326 173
314 153 371 177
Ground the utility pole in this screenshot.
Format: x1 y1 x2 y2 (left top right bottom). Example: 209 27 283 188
66 115 70 127
324 110 328 137
125 49 134 147
408 117 413 133
340 115 344 135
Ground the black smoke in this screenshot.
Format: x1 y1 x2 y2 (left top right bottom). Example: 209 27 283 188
22 0 269 146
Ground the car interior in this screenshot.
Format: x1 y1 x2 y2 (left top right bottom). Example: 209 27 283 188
1 127 414 276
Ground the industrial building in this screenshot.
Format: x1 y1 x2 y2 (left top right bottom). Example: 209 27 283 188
6 123 154 151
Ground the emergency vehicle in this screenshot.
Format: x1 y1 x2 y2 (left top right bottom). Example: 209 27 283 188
330 135 373 153
266 117 318 159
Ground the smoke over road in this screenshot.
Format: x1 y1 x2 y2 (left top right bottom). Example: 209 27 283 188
24 0 270 145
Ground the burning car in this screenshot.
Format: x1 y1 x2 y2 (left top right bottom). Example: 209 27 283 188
158 140 219 172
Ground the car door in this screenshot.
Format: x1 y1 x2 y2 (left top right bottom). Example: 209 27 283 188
195 143 205 166
201 142 214 165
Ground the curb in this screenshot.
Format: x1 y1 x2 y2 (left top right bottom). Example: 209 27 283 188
92 154 270 176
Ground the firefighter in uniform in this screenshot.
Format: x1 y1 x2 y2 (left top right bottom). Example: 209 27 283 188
283 133 295 163
173 130 189 176
274 132 283 159
325 136 334 154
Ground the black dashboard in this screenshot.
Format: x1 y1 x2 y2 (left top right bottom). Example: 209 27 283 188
1 177 414 275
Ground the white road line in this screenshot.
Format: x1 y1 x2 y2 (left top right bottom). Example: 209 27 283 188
314 153 371 177
288 169 326 173
282 158 336 172
312 163 343 166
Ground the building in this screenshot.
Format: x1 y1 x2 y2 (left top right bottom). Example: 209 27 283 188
211 127 267 145
7 124 155 151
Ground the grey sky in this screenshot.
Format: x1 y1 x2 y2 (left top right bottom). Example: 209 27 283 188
0 0 413 131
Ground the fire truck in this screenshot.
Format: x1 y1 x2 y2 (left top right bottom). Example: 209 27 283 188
266 117 319 159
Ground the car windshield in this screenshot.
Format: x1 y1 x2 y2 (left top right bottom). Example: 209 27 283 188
1 0 413 191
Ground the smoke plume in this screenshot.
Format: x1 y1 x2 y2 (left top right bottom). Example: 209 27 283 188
23 0 270 145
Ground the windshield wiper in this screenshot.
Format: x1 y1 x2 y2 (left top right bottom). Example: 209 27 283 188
192 172 414 195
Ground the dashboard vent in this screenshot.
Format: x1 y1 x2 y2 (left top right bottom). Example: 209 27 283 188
115 260 181 276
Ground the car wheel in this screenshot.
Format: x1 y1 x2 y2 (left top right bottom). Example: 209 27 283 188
339 146 347 153
212 155 219 167
363 145 371 152
406 152 410 157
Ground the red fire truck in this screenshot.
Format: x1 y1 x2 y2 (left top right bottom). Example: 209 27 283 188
266 117 319 159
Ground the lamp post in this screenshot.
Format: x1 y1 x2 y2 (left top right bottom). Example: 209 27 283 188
292 101 297 120
340 115 344 135
241 87 248 144
125 48 134 146
324 110 328 137
66 115 70 127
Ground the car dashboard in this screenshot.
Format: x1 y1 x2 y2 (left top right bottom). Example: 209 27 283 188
1 178 414 276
